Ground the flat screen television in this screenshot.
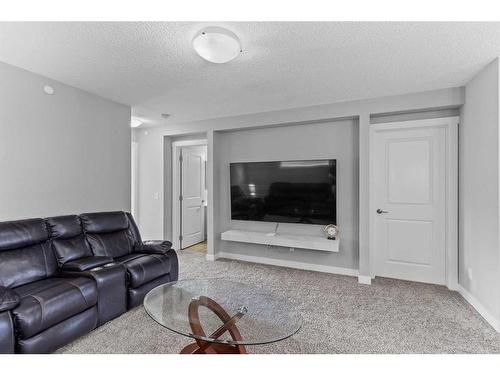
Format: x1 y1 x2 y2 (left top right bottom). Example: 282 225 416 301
230 159 336 225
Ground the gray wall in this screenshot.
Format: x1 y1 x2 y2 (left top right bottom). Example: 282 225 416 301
0 62 131 220
459 58 500 321
134 87 464 273
216 119 359 270
135 87 464 241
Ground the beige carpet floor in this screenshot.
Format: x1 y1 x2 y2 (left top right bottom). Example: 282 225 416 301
58 250 500 354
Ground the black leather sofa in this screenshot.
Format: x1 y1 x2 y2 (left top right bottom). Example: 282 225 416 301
0 211 178 354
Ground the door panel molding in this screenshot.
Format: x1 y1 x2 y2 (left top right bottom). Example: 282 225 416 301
369 117 458 289
386 136 433 205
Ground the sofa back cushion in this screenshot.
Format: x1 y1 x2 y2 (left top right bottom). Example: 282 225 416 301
80 212 135 258
45 215 93 266
125 212 142 244
0 219 57 288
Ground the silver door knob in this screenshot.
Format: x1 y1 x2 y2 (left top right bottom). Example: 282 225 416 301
376 208 389 214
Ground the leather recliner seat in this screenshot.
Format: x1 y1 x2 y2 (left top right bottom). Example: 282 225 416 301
0 211 178 354
45 215 128 326
79 212 178 308
0 219 99 354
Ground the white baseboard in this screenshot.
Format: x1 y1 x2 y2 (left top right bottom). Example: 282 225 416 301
458 285 500 332
205 253 217 261
216 251 359 277
358 275 372 285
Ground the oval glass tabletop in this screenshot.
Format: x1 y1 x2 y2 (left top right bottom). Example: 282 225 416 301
144 279 302 347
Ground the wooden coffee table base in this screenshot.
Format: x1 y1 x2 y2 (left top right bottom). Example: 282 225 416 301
180 296 247 354
180 342 245 354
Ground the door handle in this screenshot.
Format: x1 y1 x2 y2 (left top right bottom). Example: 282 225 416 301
376 208 389 214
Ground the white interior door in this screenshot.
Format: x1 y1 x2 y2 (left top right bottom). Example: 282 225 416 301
372 121 447 285
181 147 205 249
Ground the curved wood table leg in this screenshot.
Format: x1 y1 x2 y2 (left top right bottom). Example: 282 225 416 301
180 342 202 354
180 296 247 354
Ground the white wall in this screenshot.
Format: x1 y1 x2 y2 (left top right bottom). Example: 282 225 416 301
459 58 500 328
0 62 131 220
134 130 207 240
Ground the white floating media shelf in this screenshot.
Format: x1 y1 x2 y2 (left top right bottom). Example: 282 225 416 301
220 229 339 252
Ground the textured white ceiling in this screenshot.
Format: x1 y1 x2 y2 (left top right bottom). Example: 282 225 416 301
0 22 499 126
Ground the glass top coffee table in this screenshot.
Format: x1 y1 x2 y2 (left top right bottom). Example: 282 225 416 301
144 279 302 354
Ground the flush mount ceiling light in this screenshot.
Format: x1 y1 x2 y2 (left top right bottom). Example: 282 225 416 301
130 117 143 128
192 27 242 64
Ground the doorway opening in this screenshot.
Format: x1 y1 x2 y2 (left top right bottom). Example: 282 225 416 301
171 139 208 252
183 241 208 253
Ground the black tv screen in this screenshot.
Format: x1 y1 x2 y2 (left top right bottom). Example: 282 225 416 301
230 159 336 225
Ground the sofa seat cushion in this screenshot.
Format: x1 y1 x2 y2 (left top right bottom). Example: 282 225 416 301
115 253 171 288
114 253 144 263
12 277 97 339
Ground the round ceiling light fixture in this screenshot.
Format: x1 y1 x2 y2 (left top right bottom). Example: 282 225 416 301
192 27 242 64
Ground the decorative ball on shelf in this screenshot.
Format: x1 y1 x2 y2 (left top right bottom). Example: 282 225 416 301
323 224 339 240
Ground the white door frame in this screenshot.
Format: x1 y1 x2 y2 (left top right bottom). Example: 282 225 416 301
131 141 139 221
369 117 458 290
171 139 208 251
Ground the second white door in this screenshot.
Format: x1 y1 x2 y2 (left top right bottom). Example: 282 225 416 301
181 147 205 249
371 119 451 285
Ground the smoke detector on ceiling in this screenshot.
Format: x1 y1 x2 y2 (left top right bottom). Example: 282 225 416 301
161 113 170 119
43 85 55 95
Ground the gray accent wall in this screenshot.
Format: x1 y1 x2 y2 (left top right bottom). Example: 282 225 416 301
0 62 131 220
216 119 359 270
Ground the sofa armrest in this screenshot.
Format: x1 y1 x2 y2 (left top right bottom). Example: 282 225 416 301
0 286 20 312
60 264 127 326
137 240 172 255
164 249 179 282
0 311 15 354
62 256 114 272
